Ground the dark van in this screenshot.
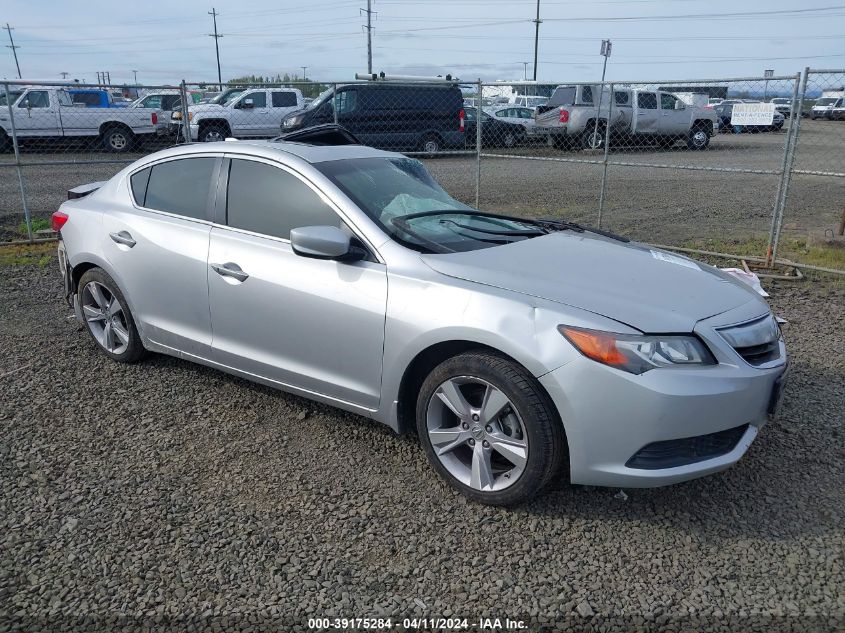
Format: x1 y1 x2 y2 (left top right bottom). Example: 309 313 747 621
281 83 466 153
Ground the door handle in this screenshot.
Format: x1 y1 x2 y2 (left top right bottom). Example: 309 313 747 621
109 231 136 247
210 262 249 282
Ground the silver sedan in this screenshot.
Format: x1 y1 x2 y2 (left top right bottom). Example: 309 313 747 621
53 140 788 505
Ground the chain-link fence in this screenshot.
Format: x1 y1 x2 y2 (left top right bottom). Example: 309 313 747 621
1 73 842 273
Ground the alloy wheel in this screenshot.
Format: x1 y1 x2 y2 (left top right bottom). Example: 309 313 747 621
425 376 528 492
81 281 130 355
109 132 127 150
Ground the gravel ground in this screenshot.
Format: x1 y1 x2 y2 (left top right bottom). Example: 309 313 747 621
0 256 843 632
1 119 843 248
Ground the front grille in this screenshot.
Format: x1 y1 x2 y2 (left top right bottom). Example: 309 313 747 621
626 424 749 470
717 315 783 367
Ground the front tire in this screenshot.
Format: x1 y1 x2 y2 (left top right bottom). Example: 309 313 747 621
416 351 566 506
78 268 146 363
687 125 711 149
200 124 228 143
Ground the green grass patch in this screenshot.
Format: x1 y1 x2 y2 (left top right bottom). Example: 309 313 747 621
17 218 51 236
681 236 845 272
0 242 56 267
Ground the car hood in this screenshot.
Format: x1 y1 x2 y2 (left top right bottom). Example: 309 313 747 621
420 232 766 332
188 103 228 113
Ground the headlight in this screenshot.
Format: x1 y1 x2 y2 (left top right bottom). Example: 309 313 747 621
283 115 302 128
558 325 716 374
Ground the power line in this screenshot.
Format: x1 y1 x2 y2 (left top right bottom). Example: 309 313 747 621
3 23 21 79
209 8 223 87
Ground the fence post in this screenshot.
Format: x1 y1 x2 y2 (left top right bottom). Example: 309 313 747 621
4 82 32 242
770 68 809 265
766 73 801 266
475 79 482 209
333 84 338 125
596 82 613 229
180 80 192 144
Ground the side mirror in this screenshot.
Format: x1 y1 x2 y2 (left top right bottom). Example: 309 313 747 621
675 101 686 110
290 225 366 261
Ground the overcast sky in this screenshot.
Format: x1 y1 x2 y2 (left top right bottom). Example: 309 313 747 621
2 0 843 86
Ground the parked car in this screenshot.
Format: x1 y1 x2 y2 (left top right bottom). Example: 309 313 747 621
830 101 845 120
811 97 843 119
0 86 160 152
769 97 795 118
511 95 548 108
536 85 718 150
69 89 130 108
182 87 304 142
282 82 465 154
487 106 540 139
53 139 788 505
131 91 185 136
713 102 785 133
464 110 527 148
708 97 723 107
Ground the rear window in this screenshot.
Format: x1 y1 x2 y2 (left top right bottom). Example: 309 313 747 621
637 93 658 109
72 93 100 106
272 91 298 107
581 86 593 104
142 158 216 219
614 91 630 105
548 87 577 107
130 167 151 205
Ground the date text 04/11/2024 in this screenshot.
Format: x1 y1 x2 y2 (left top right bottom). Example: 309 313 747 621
307 617 528 630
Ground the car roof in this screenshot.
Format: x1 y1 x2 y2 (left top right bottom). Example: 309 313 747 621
140 139 403 165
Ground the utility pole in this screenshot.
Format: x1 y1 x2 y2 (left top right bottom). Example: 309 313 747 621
301 66 307 80
60 72 69 80
132 69 138 84
96 72 101 84
532 0 541 81
361 0 374 74
106 71 110 84
522 61 528 81
4 23 21 79
209 8 223 89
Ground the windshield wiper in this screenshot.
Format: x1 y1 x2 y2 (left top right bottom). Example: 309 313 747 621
390 216 456 254
533 218 630 242
437 218 547 237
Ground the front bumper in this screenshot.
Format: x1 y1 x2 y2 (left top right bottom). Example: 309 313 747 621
540 310 787 488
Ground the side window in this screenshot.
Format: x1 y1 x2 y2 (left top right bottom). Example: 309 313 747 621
57 91 73 107
614 91 629 105
143 158 216 219
226 159 341 239
21 91 50 108
142 95 163 109
238 92 266 108
163 95 181 110
335 89 358 115
660 93 679 110
581 86 593 104
130 167 151 206
272 91 298 107
637 93 658 109
519 108 532 118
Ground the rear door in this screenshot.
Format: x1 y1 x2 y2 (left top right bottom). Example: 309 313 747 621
13 90 60 137
269 90 300 135
633 92 659 135
206 156 387 408
101 155 219 357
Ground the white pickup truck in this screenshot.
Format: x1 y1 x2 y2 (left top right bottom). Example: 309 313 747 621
0 86 160 152
176 87 304 142
536 84 719 150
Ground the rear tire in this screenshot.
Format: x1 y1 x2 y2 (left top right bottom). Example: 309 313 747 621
582 122 606 150
78 268 147 364
102 125 134 153
416 350 566 506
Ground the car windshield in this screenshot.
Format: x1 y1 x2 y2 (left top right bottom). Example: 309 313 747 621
815 98 837 106
0 90 23 106
216 90 244 105
307 88 334 110
316 157 544 253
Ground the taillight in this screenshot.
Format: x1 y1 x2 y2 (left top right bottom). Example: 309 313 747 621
51 210 69 233
151 112 158 125
459 108 465 133
559 108 569 123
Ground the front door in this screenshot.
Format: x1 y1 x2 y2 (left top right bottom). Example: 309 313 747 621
658 93 690 135
12 90 60 137
230 90 269 137
207 157 387 409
